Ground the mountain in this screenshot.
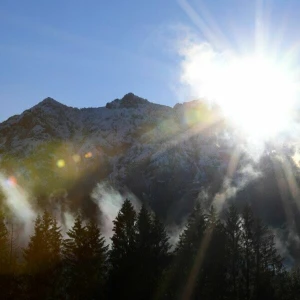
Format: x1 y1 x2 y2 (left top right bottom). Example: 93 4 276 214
0 93 299 261
0 93 229 215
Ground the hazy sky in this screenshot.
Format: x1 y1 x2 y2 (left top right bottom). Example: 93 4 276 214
1 0 299 121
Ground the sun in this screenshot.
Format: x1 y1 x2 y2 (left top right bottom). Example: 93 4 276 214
198 53 300 140
214 55 298 138
181 46 299 140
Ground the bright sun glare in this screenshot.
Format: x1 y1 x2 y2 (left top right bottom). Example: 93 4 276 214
216 55 298 138
182 47 299 139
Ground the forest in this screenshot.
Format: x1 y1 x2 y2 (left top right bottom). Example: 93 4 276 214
0 198 299 300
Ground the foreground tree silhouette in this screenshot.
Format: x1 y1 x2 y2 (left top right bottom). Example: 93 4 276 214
108 199 137 299
135 204 171 299
63 214 87 299
225 204 242 300
223 204 284 300
241 205 255 300
150 213 171 291
200 205 228 300
63 214 108 300
0 211 9 270
0 210 14 299
109 200 171 300
85 218 109 298
163 202 206 299
0 196 298 300
23 211 62 300
251 216 283 299
135 203 153 298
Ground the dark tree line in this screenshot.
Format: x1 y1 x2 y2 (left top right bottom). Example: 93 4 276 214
0 199 299 299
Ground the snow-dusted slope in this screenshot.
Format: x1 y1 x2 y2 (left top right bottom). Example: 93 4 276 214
0 94 169 155
0 94 228 175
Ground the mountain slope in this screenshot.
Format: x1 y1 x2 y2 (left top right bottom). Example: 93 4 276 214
0 93 299 263
0 93 231 214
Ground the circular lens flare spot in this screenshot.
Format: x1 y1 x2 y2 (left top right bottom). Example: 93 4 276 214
7 176 17 187
57 159 66 168
72 154 81 163
85 152 93 159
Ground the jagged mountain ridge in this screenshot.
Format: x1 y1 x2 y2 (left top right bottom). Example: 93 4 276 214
0 94 170 156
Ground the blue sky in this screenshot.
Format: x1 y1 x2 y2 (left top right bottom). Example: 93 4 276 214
1 0 300 121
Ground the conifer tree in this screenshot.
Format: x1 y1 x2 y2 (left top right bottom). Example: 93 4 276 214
135 204 171 299
151 213 171 270
63 214 89 299
24 211 62 273
134 203 154 298
63 214 108 300
23 211 62 299
136 203 152 251
201 205 227 300
109 199 137 299
63 214 87 267
176 202 206 254
287 268 300 300
110 199 137 266
225 204 242 300
0 210 9 272
85 218 109 298
165 202 206 299
252 218 283 299
241 204 255 300
0 210 12 299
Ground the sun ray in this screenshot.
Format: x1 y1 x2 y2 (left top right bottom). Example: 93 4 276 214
213 146 242 212
271 154 296 230
182 225 214 299
279 154 300 215
177 0 230 50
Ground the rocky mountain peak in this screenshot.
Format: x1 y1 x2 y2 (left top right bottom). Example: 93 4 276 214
106 93 149 109
34 97 67 111
40 97 61 105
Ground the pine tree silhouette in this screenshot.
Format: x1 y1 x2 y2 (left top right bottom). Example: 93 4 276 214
23 211 62 299
109 199 137 299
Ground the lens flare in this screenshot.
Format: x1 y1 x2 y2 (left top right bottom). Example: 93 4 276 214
72 154 81 163
57 159 66 168
292 150 300 168
7 176 17 187
85 152 93 159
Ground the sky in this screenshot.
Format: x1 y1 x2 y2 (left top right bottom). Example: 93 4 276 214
1 0 300 122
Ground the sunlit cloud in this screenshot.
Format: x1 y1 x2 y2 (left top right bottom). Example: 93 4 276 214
292 148 300 168
91 182 140 241
0 173 36 236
